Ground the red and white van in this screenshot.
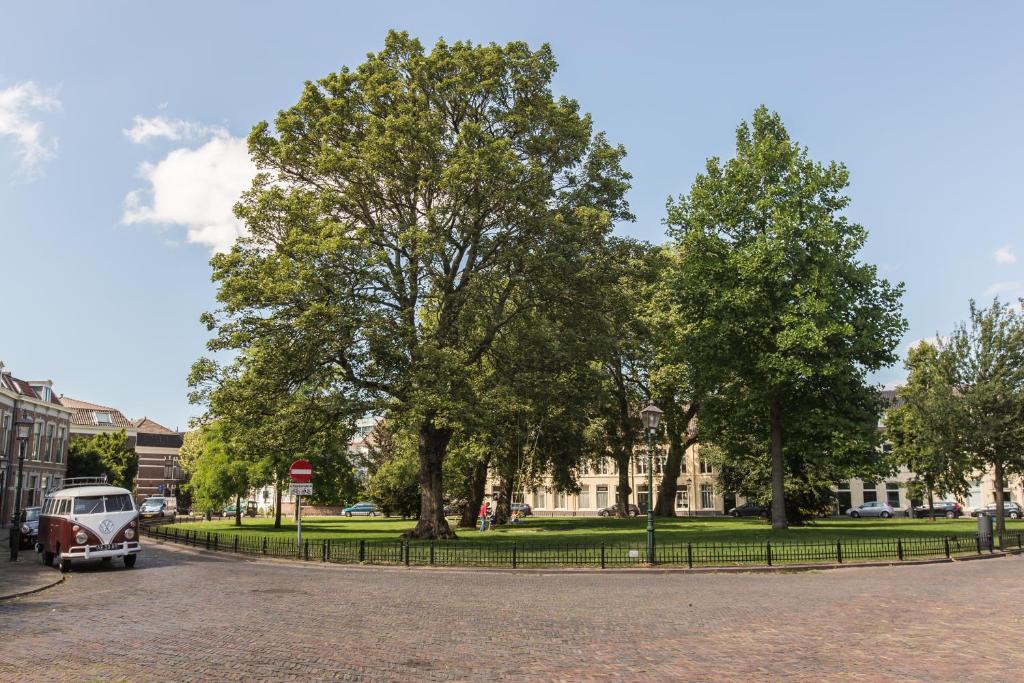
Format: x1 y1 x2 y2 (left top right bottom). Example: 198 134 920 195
37 477 142 571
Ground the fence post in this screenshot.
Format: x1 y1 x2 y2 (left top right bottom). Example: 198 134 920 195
430 542 436 566
233 536 239 554
944 537 950 559
174 528 178 543
321 539 327 562
303 539 309 561
600 543 606 569
359 539 365 562
205 531 210 550
687 542 693 569
1018 532 1022 550
511 543 516 569
897 538 903 561
988 533 994 554
766 542 772 567
404 541 410 567
976 535 982 555
262 537 267 555
836 540 843 564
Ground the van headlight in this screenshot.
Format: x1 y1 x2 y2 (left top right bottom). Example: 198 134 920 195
21 524 30 534
124 528 135 540
75 531 88 544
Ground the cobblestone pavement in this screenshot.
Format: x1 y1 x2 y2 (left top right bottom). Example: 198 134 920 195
1 543 1022 682
0 555 62 599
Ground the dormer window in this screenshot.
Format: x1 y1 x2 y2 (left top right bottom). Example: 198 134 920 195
95 411 113 426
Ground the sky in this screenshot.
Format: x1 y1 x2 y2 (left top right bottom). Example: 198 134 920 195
1 1 1022 430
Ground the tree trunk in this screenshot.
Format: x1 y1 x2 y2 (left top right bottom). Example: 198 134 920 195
458 454 490 529
993 458 1006 536
404 419 456 540
494 460 515 527
769 397 787 530
656 430 689 517
615 454 632 517
927 488 935 522
234 493 241 527
274 479 282 528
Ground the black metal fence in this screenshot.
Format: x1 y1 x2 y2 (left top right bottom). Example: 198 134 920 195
141 525 1023 569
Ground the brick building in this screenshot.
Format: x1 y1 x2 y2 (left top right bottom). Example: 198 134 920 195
0 366 74 525
133 417 184 502
60 396 138 448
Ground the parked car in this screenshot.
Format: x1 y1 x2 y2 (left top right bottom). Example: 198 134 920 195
511 502 533 517
846 501 895 518
19 506 41 548
912 501 963 519
728 502 768 518
139 496 177 522
597 503 640 517
343 501 378 517
971 502 1023 519
221 500 257 518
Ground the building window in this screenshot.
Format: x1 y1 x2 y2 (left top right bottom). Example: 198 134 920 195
595 459 610 475
578 486 590 509
885 482 901 507
596 485 608 509
675 487 689 510
636 457 647 475
163 463 174 479
94 411 113 426
56 426 66 464
863 481 878 504
32 421 42 460
700 484 714 509
836 481 852 513
699 457 713 475
554 491 567 509
532 488 546 510
1 411 8 455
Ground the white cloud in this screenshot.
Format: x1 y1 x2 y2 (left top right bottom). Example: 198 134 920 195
0 81 60 175
123 115 223 143
123 131 255 253
994 245 1017 265
984 281 1023 297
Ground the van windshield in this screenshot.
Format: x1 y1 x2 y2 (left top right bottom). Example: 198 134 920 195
73 494 135 514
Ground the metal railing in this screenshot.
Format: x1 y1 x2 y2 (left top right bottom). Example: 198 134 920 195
140 525 1023 569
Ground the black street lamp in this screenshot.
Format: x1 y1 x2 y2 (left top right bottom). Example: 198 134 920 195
9 416 33 561
640 404 663 565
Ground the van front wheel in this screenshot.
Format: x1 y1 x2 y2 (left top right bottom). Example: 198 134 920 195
59 558 71 573
124 554 137 569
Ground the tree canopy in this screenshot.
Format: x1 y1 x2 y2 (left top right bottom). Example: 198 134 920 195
666 106 905 527
196 31 632 538
66 430 137 490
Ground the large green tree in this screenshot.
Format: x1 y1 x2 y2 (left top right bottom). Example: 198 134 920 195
66 430 137 490
198 32 631 539
885 342 974 520
949 299 1024 535
666 106 905 528
180 422 253 526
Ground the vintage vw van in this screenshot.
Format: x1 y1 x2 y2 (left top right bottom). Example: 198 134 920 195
37 477 141 571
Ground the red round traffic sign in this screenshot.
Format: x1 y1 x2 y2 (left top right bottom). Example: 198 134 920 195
289 459 313 484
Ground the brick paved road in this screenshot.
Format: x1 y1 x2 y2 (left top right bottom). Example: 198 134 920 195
1 543 1022 682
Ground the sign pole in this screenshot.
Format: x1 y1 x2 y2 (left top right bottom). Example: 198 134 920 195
297 494 302 549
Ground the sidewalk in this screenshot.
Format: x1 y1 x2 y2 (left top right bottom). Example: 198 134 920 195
0 555 63 600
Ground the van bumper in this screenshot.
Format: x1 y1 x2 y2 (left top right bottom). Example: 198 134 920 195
62 542 142 559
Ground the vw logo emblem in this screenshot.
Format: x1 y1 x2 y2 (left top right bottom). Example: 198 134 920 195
99 519 115 534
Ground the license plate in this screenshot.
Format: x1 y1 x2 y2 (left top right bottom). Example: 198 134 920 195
93 543 121 552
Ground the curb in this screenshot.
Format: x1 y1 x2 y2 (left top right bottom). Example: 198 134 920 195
147 537 1022 575
0 570 65 601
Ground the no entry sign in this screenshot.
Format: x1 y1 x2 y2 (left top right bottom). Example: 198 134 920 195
289 459 312 484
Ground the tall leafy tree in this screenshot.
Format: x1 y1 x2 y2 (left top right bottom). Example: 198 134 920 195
949 299 1024 535
198 32 631 538
180 422 251 525
885 342 974 520
66 431 137 490
667 106 905 528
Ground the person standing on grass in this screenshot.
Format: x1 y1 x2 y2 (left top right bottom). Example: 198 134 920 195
479 501 488 532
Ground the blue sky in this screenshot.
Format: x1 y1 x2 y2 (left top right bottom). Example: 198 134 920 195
2 1 1022 429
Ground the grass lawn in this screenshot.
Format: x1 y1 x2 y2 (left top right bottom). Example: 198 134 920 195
165 514 1024 547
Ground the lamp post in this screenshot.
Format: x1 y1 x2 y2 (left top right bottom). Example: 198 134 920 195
9 417 33 561
640 404 663 565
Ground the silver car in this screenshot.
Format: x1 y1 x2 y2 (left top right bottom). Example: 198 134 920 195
846 501 895 518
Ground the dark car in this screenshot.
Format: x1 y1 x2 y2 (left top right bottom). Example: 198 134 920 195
511 502 532 517
729 502 769 518
19 506 41 548
972 502 1023 519
912 501 963 519
598 503 640 517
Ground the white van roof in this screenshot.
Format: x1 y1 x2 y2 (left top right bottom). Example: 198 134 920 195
48 485 132 498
